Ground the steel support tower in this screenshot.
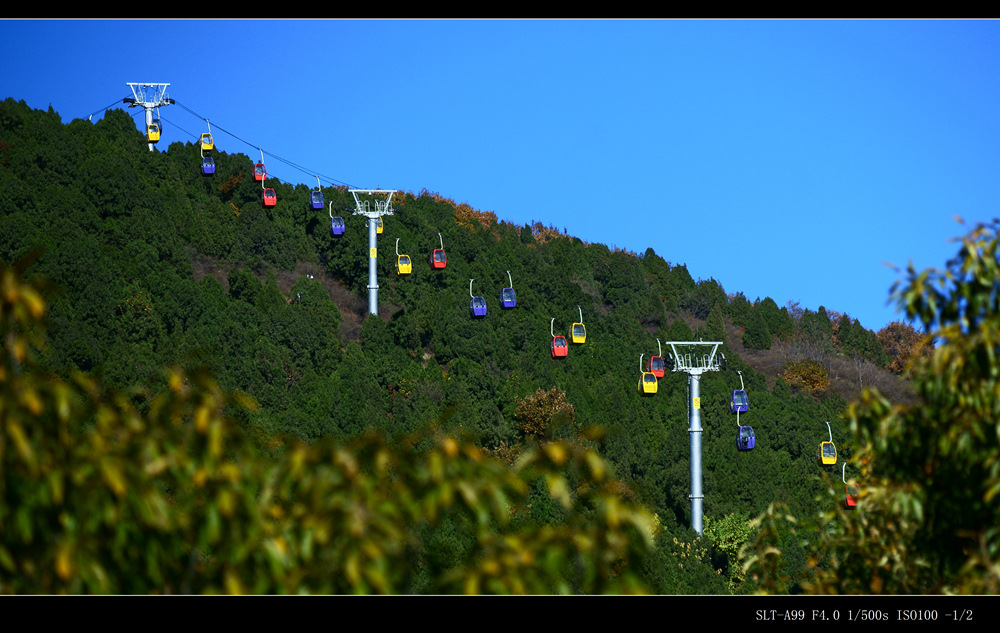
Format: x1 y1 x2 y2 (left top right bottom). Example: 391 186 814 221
350 189 396 317
663 340 724 536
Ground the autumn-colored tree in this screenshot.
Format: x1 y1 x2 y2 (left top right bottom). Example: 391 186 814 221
876 320 929 374
513 386 576 439
454 201 497 230
781 359 830 397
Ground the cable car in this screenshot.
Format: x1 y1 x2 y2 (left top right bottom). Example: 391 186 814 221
253 149 267 182
199 122 214 174
844 463 859 508
262 188 277 208
730 370 749 413
647 338 665 378
469 279 486 318
311 177 324 210
500 271 517 308
551 318 568 358
429 232 446 269
201 121 214 152
375 216 383 234
570 305 586 343
146 122 161 143
731 370 754 450
328 201 345 236
731 390 749 413
819 442 837 465
639 372 658 394
396 238 412 275
398 255 412 275
818 422 837 465
430 249 447 269
330 216 345 236
638 354 657 395
311 190 324 210
648 355 665 377
846 484 859 508
551 336 568 358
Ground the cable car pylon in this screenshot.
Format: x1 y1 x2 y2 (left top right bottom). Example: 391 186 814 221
661 340 724 536
350 189 396 317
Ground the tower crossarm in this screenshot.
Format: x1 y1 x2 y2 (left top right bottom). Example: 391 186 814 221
663 340 723 374
350 189 396 218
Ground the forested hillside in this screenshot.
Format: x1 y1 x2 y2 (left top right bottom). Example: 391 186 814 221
0 98 937 594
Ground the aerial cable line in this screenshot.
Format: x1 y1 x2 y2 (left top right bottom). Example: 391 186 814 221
173 100 355 187
86 98 129 121
158 116 196 143
153 98 357 189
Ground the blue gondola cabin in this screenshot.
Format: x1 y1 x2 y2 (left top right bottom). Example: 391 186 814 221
470 296 487 318
731 390 749 413
330 217 345 236
737 426 755 451
501 287 517 309
310 190 324 210
202 156 215 176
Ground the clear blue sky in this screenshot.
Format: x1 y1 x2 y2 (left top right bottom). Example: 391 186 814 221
4 19 999 334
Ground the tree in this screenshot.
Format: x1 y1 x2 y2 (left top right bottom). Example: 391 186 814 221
756 296 794 340
876 320 929 374
514 386 576 440
744 218 1000 594
741 305 771 350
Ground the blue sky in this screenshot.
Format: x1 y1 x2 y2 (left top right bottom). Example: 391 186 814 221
3 19 999 334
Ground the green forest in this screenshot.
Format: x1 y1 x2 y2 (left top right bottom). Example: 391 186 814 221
1 97 998 594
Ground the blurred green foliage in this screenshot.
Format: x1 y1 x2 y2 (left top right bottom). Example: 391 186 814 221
0 256 658 593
